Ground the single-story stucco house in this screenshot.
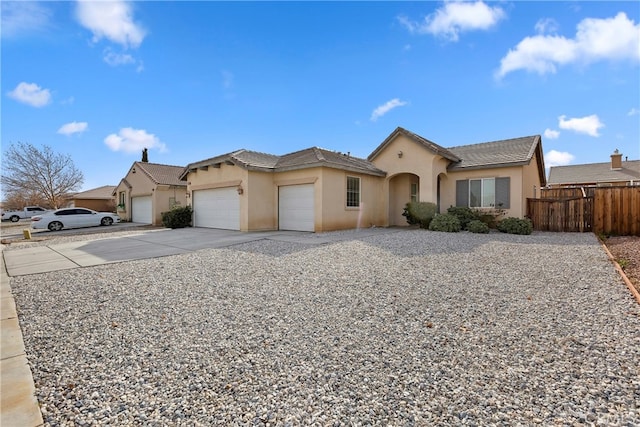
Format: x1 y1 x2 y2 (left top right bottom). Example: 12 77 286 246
547 149 640 188
65 185 116 212
180 127 546 232
113 162 187 225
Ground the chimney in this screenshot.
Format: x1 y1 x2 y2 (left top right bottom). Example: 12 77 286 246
610 149 622 170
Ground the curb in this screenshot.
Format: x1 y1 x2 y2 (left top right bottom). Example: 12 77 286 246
1 247 44 427
600 240 640 305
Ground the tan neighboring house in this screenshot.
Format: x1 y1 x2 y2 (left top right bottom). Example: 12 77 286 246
113 162 188 225
65 185 116 212
180 127 546 232
547 150 640 188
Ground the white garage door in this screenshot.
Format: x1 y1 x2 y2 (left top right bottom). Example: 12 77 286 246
132 196 152 224
193 187 240 230
279 184 315 232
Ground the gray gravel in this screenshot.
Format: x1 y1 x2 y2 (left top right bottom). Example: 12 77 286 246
10 230 640 426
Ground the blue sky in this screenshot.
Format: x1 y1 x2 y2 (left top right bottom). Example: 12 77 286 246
2 1 639 192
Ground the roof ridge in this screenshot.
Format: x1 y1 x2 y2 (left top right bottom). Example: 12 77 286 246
448 135 540 150
136 161 186 169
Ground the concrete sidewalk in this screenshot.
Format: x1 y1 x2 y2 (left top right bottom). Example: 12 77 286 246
1 247 44 427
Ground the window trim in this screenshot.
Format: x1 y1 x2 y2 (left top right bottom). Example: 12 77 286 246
469 177 495 208
410 182 419 203
346 176 361 208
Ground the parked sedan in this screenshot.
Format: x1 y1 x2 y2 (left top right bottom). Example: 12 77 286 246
31 208 121 231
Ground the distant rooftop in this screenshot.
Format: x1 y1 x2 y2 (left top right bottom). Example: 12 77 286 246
71 185 116 200
548 160 640 185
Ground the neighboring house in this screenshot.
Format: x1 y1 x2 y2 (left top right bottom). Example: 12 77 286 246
547 150 640 188
65 185 117 212
113 162 188 225
181 127 546 232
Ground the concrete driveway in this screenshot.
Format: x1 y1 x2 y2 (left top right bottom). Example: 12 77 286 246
2 227 396 276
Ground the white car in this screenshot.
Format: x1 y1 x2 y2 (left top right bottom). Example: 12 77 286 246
31 208 121 231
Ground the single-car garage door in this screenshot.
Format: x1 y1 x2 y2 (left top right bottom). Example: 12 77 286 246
279 184 314 232
132 196 152 224
193 187 240 230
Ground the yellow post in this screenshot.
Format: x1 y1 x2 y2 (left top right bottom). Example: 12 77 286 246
23 229 32 240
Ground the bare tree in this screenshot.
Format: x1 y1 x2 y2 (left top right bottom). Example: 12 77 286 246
2 142 84 208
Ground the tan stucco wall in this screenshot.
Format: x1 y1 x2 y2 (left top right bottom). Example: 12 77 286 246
185 164 386 232
247 171 276 231
371 134 449 226
114 165 187 225
521 155 543 212
441 166 525 218
153 185 188 225
317 168 384 231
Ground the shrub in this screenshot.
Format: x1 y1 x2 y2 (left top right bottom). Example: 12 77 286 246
161 205 193 229
466 219 490 234
428 213 461 232
446 206 480 230
402 202 437 229
497 217 533 235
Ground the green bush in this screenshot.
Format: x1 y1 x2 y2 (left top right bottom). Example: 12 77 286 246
447 206 480 229
402 202 437 229
466 219 490 234
428 213 461 232
161 205 193 229
497 217 533 235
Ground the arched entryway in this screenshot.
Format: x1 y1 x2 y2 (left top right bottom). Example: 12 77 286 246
388 173 419 226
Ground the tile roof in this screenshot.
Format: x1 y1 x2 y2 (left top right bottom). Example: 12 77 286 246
548 160 640 185
183 148 385 177
72 185 116 200
447 135 541 171
368 127 460 162
136 162 187 186
276 147 386 175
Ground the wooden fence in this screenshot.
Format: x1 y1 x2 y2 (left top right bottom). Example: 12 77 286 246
527 186 640 235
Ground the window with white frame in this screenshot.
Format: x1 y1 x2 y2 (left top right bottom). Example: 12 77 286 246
410 182 419 202
346 176 360 208
469 178 495 208
118 191 126 207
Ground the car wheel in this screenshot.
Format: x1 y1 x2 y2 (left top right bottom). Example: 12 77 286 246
101 217 113 226
48 221 63 231
10 216 19 222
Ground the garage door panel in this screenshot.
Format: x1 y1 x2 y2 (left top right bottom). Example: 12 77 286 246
132 196 152 224
193 188 240 230
279 184 314 232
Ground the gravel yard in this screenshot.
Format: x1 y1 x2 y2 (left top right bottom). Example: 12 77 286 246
10 230 640 426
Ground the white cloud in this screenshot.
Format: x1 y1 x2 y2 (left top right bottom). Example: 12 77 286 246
398 1 505 41
58 121 88 136
628 107 640 116
7 82 52 107
535 18 559 35
370 98 408 122
1 2 51 38
75 0 146 49
104 127 166 153
497 12 640 78
544 129 560 139
546 150 575 168
558 114 604 137
103 49 135 66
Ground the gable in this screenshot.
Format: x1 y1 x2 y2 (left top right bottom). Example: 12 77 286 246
368 127 459 162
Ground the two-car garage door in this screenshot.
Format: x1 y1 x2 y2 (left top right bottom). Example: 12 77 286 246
191 184 314 232
193 187 240 230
